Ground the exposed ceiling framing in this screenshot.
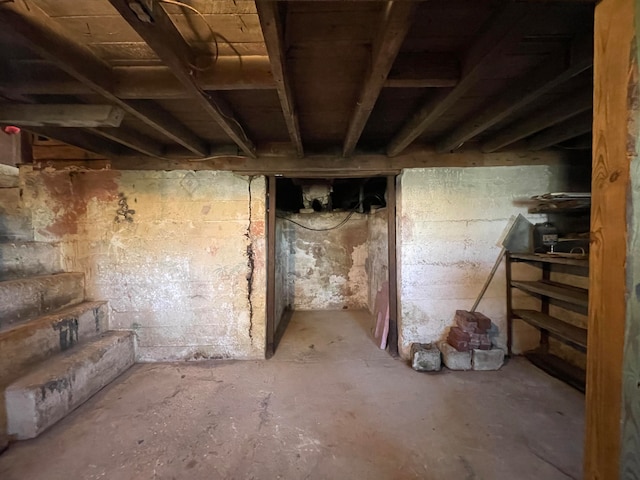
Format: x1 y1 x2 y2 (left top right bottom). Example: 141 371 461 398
0 0 595 165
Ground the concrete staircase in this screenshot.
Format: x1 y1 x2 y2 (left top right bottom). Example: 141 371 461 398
0 165 135 448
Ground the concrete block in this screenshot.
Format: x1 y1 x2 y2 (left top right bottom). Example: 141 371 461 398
439 341 472 371
6 331 135 439
0 242 62 281
472 348 505 371
0 273 84 329
411 343 441 372
0 187 32 241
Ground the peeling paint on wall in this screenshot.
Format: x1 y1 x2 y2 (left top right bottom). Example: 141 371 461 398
22 168 266 361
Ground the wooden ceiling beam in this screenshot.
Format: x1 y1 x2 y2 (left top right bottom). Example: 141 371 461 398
384 53 459 88
482 86 593 152
26 127 126 158
88 127 166 158
0 0 208 157
4 57 276 99
108 0 257 158
436 33 593 153
386 3 539 157
256 1 304 157
527 111 593 150
0 104 125 128
342 1 417 157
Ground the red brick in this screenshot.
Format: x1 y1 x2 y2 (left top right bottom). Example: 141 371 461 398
472 312 492 332
446 336 470 352
455 310 478 333
448 326 470 342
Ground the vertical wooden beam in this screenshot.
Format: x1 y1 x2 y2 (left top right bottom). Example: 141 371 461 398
256 1 304 157
342 1 416 157
108 0 257 158
386 3 536 157
266 176 277 358
585 0 640 477
387 175 398 357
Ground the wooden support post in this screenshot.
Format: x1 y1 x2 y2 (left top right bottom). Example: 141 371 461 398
256 1 304 157
266 176 277 358
387 175 398 357
585 0 640 477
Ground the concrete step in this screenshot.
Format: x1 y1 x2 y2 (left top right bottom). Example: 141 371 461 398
0 242 63 281
5 331 135 439
0 273 85 329
0 187 32 241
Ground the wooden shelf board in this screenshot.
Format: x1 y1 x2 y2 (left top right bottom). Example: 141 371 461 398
509 252 589 268
524 351 586 393
513 309 587 349
511 280 589 307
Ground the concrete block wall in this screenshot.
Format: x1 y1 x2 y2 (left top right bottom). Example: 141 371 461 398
22 168 266 361
277 213 368 310
396 165 569 359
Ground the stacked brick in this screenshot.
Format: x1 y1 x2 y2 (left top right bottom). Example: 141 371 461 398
447 310 492 351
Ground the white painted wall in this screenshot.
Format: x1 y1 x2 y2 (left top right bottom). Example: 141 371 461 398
23 168 266 361
396 166 569 359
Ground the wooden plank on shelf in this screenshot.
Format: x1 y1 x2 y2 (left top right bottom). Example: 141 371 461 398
513 309 587 349
511 280 589 307
509 252 589 268
525 350 586 392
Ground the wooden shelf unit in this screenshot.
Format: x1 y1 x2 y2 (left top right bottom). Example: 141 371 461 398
506 252 589 391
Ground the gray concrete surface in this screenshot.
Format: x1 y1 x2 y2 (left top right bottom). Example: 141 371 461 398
0 310 584 479
0 242 62 281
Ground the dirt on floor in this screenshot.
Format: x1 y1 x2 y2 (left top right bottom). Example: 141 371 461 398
0 310 584 480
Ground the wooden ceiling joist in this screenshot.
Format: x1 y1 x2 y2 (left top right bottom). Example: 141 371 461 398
26 127 125 158
0 104 125 128
342 1 416 157
4 57 276 99
482 86 593 152
436 34 593 153
384 53 460 89
386 3 538 157
108 0 257 158
0 0 207 157
527 111 593 151
256 1 304 157
88 127 166 158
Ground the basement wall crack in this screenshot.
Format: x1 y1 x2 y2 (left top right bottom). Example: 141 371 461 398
245 176 255 344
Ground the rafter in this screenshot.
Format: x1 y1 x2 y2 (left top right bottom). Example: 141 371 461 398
386 3 538 157
436 34 593 153
482 86 593 152
527 111 593 150
108 0 256 158
342 1 416 157
256 1 304 157
0 0 207 157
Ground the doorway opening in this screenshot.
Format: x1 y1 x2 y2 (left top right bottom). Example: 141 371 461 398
267 176 396 357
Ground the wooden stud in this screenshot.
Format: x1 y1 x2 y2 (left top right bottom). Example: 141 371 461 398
256 1 304 157
482 86 593 152
266 176 277 358
585 0 639 477
342 1 416 157
437 34 593 153
107 0 257 158
386 3 537 157
527 111 593 151
387 175 398 357
0 1 208 156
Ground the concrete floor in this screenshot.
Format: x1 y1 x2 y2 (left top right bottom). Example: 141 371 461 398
0 310 584 480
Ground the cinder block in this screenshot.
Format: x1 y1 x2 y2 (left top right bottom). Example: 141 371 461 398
6 331 135 439
0 242 62 281
472 348 505 371
411 343 441 372
439 341 472 371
